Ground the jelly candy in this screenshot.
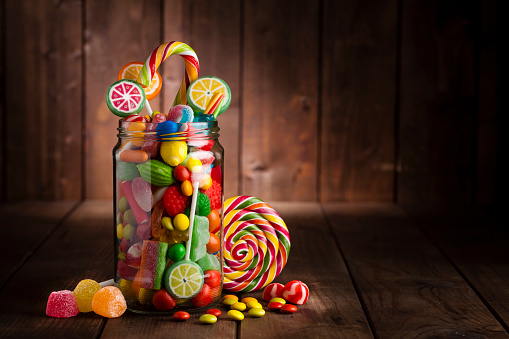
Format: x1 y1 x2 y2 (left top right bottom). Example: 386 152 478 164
73 279 102 313
122 224 135 240
150 200 164 238
231 302 246 311
196 191 211 217
125 242 143 268
167 104 193 123
91 286 127 318
206 233 220 253
203 270 221 288
117 260 137 280
137 160 175 187
152 289 176 311
281 304 298 314
242 297 257 304
190 215 210 262
163 184 191 218
136 223 151 240
117 161 139 181
131 177 152 212
248 308 265 317
173 165 190 182
227 310 244 321
206 210 221 233
191 284 212 308
120 181 149 225
123 209 136 225
197 253 220 272
223 294 238 301
205 309 222 317
138 288 156 305
173 213 190 231
268 302 283 311
46 290 79 318
139 240 168 290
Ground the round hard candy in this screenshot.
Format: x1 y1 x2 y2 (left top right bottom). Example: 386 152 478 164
282 280 309 305
262 283 285 301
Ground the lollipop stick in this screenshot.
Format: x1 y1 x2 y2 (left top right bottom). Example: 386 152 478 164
184 181 200 261
145 100 153 116
99 279 115 287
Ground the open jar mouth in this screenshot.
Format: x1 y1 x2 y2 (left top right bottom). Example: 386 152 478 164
117 120 219 142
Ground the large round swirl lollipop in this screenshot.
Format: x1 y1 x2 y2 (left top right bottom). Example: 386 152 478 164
222 196 290 292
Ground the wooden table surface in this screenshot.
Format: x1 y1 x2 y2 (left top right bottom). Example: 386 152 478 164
0 201 507 338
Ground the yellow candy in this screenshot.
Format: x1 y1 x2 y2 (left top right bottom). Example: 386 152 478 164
200 173 212 190
118 252 126 260
127 121 146 132
247 301 262 309
248 308 265 318
242 297 258 304
122 224 135 240
181 180 193 196
223 294 238 301
186 157 202 173
223 298 238 306
73 279 102 313
161 216 174 230
231 302 247 311
118 279 136 299
138 288 156 305
173 213 190 231
200 314 217 324
127 122 146 147
116 223 123 239
270 297 286 305
227 310 244 321
161 141 187 167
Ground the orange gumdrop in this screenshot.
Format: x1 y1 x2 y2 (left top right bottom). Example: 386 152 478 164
91 286 127 318
207 210 220 233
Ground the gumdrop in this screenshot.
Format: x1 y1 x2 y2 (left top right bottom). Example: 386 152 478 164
91 286 127 318
197 253 220 272
46 290 79 318
131 177 152 212
72 279 102 313
190 215 210 262
117 161 139 181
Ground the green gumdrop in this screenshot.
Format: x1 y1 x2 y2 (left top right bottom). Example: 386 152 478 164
118 196 129 212
197 253 220 272
196 192 211 217
190 244 206 262
123 209 137 225
190 216 209 262
117 161 139 181
167 243 186 262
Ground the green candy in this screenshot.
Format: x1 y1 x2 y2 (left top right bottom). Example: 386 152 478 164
137 160 175 187
190 215 210 262
123 209 136 225
118 196 129 212
196 191 211 217
197 253 220 272
117 161 139 181
167 243 186 262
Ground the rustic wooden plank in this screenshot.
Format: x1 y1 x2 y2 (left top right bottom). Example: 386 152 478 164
405 206 509 331
324 203 508 338
85 0 162 199
321 0 397 202
398 0 477 205
162 0 241 198
0 201 77 288
5 0 82 200
0 0 5 201
242 0 319 201
237 202 372 338
0 201 112 338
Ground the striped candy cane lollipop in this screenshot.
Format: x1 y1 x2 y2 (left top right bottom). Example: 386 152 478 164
136 41 199 106
222 196 290 292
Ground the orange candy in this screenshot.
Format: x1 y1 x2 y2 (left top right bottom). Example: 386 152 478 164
207 210 220 233
91 286 127 318
206 233 220 253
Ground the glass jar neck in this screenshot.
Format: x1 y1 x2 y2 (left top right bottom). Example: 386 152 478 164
117 120 219 142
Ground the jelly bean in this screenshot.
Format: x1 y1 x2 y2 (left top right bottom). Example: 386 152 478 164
119 196 129 212
120 150 148 163
173 165 190 182
247 301 262 309
161 216 174 230
173 311 190 321
268 302 284 311
117 213 123 225
206 210 221 233
204 270 221 288
200 314 217 324
200 173 212 190
205 309 222 317
223 294 238 301
116 224 123 239
173 213 190 231
123 209 136 225
231 302 247 311
152 289 176 311
270 297 286 305
281 304 297 314
227 310 244 321
118 252 125 260
223 298 238 306
206 233 220 254
136 223 151 240
181 180 193 196
242 297 258 304
248 308 265 318
186 157 202 173
122 224 135 240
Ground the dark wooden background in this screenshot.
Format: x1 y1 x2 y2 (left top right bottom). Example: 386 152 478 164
0 0 503 205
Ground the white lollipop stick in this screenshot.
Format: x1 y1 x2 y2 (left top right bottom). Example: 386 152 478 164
145 100 153 116
99 279 115 287
184 181 200 261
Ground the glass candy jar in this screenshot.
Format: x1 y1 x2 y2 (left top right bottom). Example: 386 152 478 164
113 119 224 314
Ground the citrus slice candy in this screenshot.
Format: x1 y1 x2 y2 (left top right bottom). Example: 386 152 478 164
163 260 204 299
118 61 162 101
187 76 231 115
106 79 146 117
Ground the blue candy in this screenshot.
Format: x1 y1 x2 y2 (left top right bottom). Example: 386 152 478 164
156 121 178 136
180 105 195 123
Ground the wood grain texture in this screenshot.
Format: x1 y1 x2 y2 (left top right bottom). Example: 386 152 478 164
0 0 5 201
0 201 77 288
5 0 82 200
85 0 162 199
0 201 111 339
398 0 477 205
238 202 373 338
324 203 508 338
321 0 397 202
242 0 319 201
162 0 241 199
405 206 509 330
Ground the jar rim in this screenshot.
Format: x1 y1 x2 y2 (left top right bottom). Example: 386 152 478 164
117 119 219 141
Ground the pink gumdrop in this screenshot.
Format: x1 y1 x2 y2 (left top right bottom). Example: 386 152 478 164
132 177 153 212
152 113 167 123
126 242 143 268
141 140 160 159
136 223 151 240
46 290 79 318
262 283 285 301
117 260 137 281
282 280 309 305
167 105 185 123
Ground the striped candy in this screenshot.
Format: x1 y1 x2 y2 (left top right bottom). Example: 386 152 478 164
282 280 309 305
136 41 199 106
222 196 290 292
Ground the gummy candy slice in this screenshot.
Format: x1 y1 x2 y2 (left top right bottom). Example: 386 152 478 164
139 240 168 290
92 286 127 318
46 290 79 318
131 177 152 212
197 253 221 272
73 279 102 313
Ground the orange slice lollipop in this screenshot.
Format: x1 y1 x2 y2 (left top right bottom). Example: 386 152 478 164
118 61 162 101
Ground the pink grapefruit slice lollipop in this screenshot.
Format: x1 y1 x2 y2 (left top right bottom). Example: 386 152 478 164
106 79 146 117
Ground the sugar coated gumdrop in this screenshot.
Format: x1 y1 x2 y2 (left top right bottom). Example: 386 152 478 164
73 279 102 313
92 286 127 318
262 283 285 301
46 290 79 318
282 280 309 305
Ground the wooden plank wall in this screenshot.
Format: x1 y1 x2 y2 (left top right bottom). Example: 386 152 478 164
0 0 501 204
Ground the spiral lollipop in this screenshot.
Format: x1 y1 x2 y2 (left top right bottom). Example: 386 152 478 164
222 196 290 292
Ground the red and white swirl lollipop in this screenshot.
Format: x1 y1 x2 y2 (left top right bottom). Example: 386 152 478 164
222 196 290 292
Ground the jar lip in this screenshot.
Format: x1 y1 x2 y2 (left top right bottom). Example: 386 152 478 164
117 119 219 141
117 119 218 129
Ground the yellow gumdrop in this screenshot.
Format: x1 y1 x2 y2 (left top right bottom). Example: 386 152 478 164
174 213 190 231
73 279 102 313
186 157 202 173
161 141 187 166
181 180 193 196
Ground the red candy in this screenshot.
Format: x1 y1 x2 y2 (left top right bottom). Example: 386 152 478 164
125 242 143 268
281 304 297 314
205 308 222 317
173 165 190 182
282 280 309 305
202 180 221 210
152 289 176 311
163 185 191 217
267 302 283 311
191 284 212 308
46 290 79 318
117 260 137 280
173 311 190 321
262 283 285 301
124 114 147 122
204 270 221 288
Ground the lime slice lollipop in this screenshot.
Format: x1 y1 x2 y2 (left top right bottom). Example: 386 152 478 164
106 79 146 117
186 76 231 115
163 260 204 299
